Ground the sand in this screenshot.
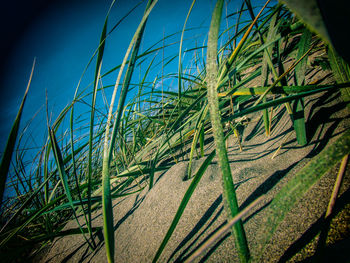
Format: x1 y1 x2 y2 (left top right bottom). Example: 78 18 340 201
34 87 350 263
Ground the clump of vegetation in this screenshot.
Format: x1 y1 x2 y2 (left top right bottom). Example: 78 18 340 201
0 0 349 262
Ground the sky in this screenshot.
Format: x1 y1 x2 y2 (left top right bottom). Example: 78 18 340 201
0 0 211 151
0 0 271 155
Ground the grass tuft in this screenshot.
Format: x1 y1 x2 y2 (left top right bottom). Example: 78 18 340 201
0 1 349 262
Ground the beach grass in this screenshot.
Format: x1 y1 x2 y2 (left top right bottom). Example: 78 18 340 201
0 0 349 262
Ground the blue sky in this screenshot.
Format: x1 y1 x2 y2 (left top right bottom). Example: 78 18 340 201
0 0 210 151
0 0 271 154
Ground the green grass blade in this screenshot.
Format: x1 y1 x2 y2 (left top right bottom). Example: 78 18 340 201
293 100 307 145
256 130 350 261
152 150 216 263
187 106 208 178
168 92 207 132
176 0 196 169
107 0 158 161
262 101 270 136
178 0 196 100
86 8 109 249
206 0 249 262
199 124 205 157
260 9 279 136
48 127 94 249
3 1 347 261
0 58 35 207
293 27 311 146
101 1 158 262
295 29 311 86
43 141 51 204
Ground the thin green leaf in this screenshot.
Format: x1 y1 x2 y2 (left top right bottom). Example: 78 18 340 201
260 9 279 136
292 27 312 146
48 127 94 249
152 150 216 263
86 7 109 248
206 0 250 262
101 1 158 262
0 58 35 206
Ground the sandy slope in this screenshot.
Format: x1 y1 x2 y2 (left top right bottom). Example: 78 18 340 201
36 88 350 263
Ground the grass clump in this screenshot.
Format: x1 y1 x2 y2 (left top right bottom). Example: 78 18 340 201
0 0 349 262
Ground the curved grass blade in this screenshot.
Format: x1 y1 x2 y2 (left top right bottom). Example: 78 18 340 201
176 0 197 168
48 127 95 249
292 27 312 146
178 0 196 101
260 8 279 136
199 124 205 157
152 150 216 263
101 1 158 262
0 58 35 207
85 8 109 249
106 0 159 160
187 105 208 178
